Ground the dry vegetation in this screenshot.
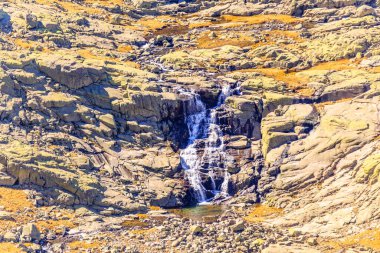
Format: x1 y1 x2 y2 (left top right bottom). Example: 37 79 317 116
34 0 104 14
244 205 283 223
0 187 33 212
308 59 356 71
136 15 178 31
76 49 140 68
68 240 104 253
322 228 380 252
0 187 75 235
237 68 313 96
197 32 256 49
221 14 301 26
314 98 353 112
0 242 23 253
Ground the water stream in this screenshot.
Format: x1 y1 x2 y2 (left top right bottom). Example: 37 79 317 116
180 85 236 203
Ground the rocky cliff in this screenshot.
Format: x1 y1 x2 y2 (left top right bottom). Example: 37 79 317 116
0 0 379 252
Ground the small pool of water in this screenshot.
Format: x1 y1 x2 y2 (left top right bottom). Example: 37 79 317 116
167 205 227 222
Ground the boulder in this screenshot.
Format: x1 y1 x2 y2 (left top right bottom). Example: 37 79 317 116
190 225 203 235
25 13 41 29
41 92 76 108
98 114 116 129
20 224 40 242
0 211 15 221
0 9 7 21
0 173 17 186
232 220 246 232
36 55 106 89
355 5 376 17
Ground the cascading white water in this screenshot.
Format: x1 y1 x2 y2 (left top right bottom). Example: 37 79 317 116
179 89 208 202
180 85 235 203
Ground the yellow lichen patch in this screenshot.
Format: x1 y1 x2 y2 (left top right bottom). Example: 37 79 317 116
322 228 380 252
356 153 380 184
0 243 23 253
0 187 33 212
222 15 301 25
244 205 283 223
68 240 103 253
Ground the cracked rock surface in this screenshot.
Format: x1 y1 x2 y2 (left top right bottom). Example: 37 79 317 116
0 0 379 252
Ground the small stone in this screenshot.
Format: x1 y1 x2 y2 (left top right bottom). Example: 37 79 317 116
190 225 203 235
171 238 182 247
25 13 40 29
216 234 226 242
252 238 265 247
209 32 217 39
232 220 245 232
288 228 302 237
307 237 318 246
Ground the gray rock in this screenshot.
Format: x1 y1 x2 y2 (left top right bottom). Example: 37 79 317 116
25 14 41 29
21 223 41 242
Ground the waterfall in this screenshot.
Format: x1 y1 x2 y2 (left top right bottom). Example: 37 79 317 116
180 85 235 203
179 89 208 202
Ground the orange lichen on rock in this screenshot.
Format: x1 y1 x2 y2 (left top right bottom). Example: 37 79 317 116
238 68 313 96
130 228 157 235
189 21 214 29
36 217 75 231
265 30 305 43
68 240 103 253
117 45 134 53
222 14 301 25
35 0 103 14
309 59 356 71
0 187 33 212
136 16 177 31
369 66 380 73
322 228 380 252
76 49 140 68
121 219 149 228
244 205 283 223
84 0 126 7
315 98 353 112
149 206 161 211
197 32 255 49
